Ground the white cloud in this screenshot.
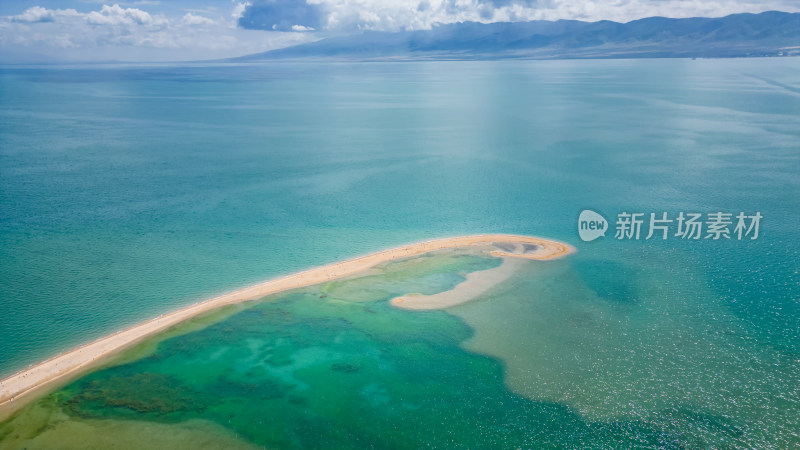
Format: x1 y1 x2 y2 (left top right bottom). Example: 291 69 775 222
181 13 215 26
2 0 798 62
232 2 251 20
81 0 162 5
85 4 166 27
245 0 800 32
1 3 318 62
12 6 79 23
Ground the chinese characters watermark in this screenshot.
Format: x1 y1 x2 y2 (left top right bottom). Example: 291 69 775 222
579 210 761 242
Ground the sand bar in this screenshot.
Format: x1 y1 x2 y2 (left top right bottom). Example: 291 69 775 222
0 234 573 414
391 257 527 310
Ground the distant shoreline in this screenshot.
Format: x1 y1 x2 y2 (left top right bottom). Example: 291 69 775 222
0 234 573 419
233 11 800 62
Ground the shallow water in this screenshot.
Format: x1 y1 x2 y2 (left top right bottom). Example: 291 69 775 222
3 248 797 447
1 58 799 447
453 247 800 447
0 251 756 448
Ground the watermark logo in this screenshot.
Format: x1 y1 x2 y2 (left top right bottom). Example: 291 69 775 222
578 209 762 242
578 209 608 242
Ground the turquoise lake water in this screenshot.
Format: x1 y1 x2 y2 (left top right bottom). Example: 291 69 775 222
0 58 798 447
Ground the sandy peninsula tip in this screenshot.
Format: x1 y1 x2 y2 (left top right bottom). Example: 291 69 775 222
389 235 574 311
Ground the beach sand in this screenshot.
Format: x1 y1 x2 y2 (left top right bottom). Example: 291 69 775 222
0 234 573 418
390 257 527 310
390 238 570 310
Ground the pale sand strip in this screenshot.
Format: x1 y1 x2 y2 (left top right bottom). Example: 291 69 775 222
0 234 573 415
390 257 527 310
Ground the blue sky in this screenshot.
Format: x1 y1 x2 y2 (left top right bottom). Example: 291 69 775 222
1 0 799 62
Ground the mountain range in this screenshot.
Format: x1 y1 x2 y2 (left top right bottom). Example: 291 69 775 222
235 11 799 61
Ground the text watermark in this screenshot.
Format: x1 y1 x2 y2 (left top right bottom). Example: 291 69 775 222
578 210 762 242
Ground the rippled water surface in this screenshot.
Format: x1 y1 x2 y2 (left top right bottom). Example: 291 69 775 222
1 59 798 447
